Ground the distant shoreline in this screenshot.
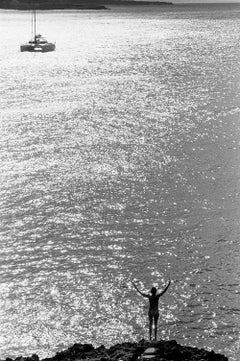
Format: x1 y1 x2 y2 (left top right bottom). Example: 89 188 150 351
0 0 173 10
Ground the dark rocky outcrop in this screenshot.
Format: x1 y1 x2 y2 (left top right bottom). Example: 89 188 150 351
1 339 228 361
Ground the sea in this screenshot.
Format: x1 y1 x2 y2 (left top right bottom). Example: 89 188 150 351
0 3 240 361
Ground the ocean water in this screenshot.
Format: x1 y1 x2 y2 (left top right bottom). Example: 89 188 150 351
0 3 240 361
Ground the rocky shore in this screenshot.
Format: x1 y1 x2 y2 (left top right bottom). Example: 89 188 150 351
3 339 228 361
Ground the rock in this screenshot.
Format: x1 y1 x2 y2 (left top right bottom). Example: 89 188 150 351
5 339 228 361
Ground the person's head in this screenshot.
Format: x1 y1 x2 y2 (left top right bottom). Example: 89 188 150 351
151 287 157 295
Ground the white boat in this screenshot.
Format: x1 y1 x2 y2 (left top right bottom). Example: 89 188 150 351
20 10 55 53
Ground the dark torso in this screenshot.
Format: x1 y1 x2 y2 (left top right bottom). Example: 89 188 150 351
148 294 160 311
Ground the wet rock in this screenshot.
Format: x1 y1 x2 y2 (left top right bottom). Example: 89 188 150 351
31 355 39 361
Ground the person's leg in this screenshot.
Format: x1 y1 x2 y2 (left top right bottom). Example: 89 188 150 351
154 314 159 341
149 315 153 340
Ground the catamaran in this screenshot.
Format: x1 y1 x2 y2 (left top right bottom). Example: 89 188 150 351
20 10 55 53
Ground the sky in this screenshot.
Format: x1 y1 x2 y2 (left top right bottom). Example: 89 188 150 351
173 0 240 2
176 0 240 4
174 1 240 2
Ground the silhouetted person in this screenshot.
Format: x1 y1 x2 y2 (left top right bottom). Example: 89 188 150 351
132 279 171 341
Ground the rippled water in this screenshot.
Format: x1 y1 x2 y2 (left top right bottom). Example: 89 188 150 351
0 4 240 361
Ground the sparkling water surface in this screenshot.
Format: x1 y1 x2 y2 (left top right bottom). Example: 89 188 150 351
0 4 240 361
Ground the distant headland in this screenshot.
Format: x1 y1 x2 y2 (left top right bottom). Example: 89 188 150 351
0 0 173 10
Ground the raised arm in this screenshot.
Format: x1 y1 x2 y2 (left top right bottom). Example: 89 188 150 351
131 281 149 298
158 280 171 297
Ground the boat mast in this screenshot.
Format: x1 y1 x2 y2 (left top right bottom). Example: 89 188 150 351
33 9 37 41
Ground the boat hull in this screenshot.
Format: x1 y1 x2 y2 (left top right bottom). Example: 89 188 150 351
20 43 55 52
